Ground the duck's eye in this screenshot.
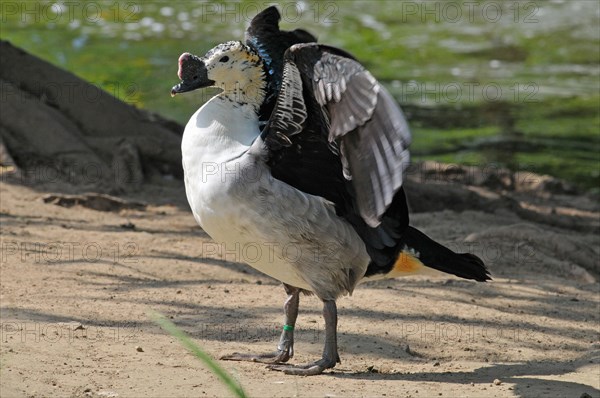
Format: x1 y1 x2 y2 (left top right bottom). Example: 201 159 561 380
219 56 229 63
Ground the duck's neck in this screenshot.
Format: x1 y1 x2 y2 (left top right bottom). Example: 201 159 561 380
215 65 267 114
210 95 261 144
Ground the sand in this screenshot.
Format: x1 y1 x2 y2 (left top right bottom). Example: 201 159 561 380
1 177 598 397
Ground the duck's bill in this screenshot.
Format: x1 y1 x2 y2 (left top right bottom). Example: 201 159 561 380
171 76 214 96
171 80 203 96
171 53 214 97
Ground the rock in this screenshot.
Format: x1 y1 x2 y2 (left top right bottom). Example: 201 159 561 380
135 346 144 352
112 138 143 192
0 40 184 189
493 379 501 385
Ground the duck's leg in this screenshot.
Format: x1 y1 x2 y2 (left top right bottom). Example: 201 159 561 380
268 299 340 376
220 284 299 364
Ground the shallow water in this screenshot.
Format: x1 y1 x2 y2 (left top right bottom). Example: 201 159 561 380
1 1 598 190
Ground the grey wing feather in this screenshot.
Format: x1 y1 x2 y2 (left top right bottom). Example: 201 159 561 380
307 48 411 227
312 53 378 137
339 86 411 227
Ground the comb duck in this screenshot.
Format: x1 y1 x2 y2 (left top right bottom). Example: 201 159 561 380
171 6 490 375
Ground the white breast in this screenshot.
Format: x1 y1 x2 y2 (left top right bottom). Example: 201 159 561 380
181 97 312 289
181 97 257 224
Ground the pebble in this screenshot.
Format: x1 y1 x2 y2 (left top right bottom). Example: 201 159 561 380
493 379 502 386
135 346 144 352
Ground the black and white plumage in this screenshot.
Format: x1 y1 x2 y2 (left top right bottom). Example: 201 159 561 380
171 6 490 375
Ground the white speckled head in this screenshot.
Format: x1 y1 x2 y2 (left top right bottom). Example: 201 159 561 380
173 41 266 106
202 41 266 105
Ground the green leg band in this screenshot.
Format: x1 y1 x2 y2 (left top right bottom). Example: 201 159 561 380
283 324 294 332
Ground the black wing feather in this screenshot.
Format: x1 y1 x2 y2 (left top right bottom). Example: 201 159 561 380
245 6 316 122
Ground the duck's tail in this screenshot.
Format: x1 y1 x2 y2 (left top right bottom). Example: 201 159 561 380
390 226 491 281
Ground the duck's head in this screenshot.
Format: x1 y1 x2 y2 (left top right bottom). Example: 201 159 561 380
171 41 265 103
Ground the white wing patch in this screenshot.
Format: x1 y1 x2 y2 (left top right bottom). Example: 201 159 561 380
269 61 307 142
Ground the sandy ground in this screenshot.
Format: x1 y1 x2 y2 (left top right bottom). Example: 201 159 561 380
1 179 599 398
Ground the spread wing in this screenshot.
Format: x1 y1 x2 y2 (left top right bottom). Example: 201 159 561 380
261 43 411 228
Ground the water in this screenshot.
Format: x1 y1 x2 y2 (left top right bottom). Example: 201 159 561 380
1 1 598 190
